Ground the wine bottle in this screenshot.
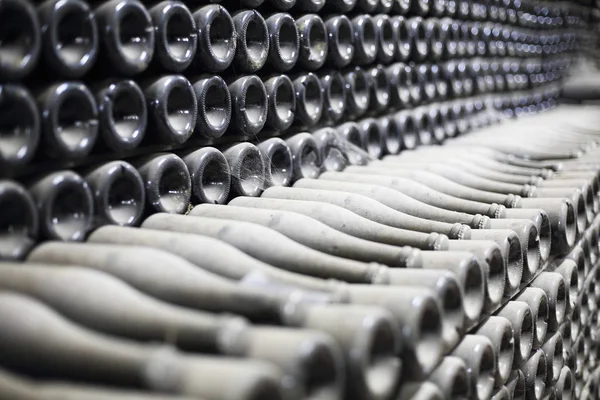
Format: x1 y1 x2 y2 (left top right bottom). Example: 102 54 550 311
149 1 197 73
36 82 98 160
94 79 147 152
0 180 38 260
391 16 411 62
373 14 395 64
222 142 265 198
296 14 327 71
27 170 94 241
94 0 155 75
357 118 385 160
324 15 354 68
265 13 299 71
131 153 191 214
191 75 231 139
227 75 268 136
232 10 269 73
257 138 294 187
180 147 231 205
344 67 370 119
285 133 321 181
313 128 347 172
292 73 323 127
367 65 391 113
84 161 145 227
37 0 98 78
192 5 235 72
0 0 41 80
264 74 296 131
351 15 377 65
319 71 346 123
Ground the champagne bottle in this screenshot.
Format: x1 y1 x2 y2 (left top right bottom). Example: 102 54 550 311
0 0 41 80
180 147 231 205
192 5 235 72
0 180 38 260
191 75 231 139
232 10 269 73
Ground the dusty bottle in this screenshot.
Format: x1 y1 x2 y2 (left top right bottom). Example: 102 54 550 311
84 161 145 227
497 301 534 366
142 75 197 145
37 0 98 78
94 0 154 75
180 147 231 205
28 241 402 400
285 133 321 181
0 84 40 170
28 170 93 242
515 288 549 350
0 181 38 260
451 335 496 400
144 212 389 285
0 0 41 80
94 79 147 152
529 272 566 331
351 15 377 65
296 14 327 71
374 14 395 64
265 13 299 71
264 74 296 131
520 350 547 400
257 138 293 187
228 75 268 136
324 15 354 68
221 142 263 198
367 65 391 112
319 71 347 123
190 74 231 139
344 67 370 119
36 82 98 160
148 1 196 73
232 10 269 73
1 263 345 400
292 73 323 127
429 356 471 399
132 153 191 214
476 316 515 385
192 5 235 72
0 292 285 400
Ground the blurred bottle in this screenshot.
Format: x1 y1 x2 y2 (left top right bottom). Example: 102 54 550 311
181 146 231 205
149 1 197 73
0 180 38 260
344 67 370 119
0 0 41 80
94 0 154 75
408 17 428 62
228 75 268 136
257 137 294 187
28 170 94 241
232 10 269 73
36 81 98 160
374 14 395 64
391 16 411 62
265 13 299 71
351 15 377 65
325 15 354 68
367 65 391 113
142 75 197 145
37 0 98 78
319 71 347 123
94 79 147 152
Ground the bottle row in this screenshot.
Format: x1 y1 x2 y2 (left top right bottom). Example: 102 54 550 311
0 60 567 172
0 0 590 81
1 102 600 400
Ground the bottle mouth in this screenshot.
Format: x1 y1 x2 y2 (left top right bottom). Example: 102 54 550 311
199 78 231 138
154 156 191 214
267 76 295 130
206 7 235 66
296 74 323 126
485 247 506 307
532 294 549 346
161 5 196 67
259 139 293 188
228 144 265 197
517 307 533 363
531 352 547 400
497 323 515 383
116 3 154 70
44 173 94 241
400 113 418 150
440 279 465 345
51 1 98 75
53 84 98 158
461 257 484 323
239 12 268 70
0 0 40 78
378 18 395 59
347 69 369 114
547 336 564 384
355 16 377 62
364 121 383 160
395 18 411 60
562 200 578 250
370 68 390 110
304 17 327 68
324 73 346 120
338 122 365 151
0 181 38 241
104 81 146 151
505 234 524 293
557 367 573 400
100 162 145 226
241 79 267 133
298 339 343 400
297 140 321 179
331 17 353 65
537 211 552 261
0 85 39 168
272 15 299 69
414 21 428 58
382 118 401 155
413 298 444 375
475 343 496 400
524 225 541 278
417 111 433 146
164 79 196 142
186 148 231 205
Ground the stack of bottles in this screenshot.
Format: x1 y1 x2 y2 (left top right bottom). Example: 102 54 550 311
2 0 600 398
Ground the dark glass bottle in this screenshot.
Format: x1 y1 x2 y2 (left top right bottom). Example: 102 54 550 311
37 0 98 78
344 67 370 119
28 170 94 241
358 118 385 159
292 73 323 127
356 0 378 12
257 137 294 187
295 0 326 12
149 1 197 73
325 15 354 68
319 71 347 123
142 75 197 145
0 0 41 80
222 142 265 197
394 110 418 150
408 17 428 62
181 146 231 205
192 5 236 72
191 75 231 139
265 13 299 72
132 152 191 214
94 0 154 75
84 161 145 227
36 81 98 160
286 133 321 180
94 79 147 152
0 84 40 170
264 74 296 132
392 0 411 14
425 18 444 61
296 14 327 71
351 15 377 65
228 75 268 136
0 180 38 260
323 0 357 12
391 16 411 62
386 63 411 108
374 14 395 64
232 10 269 73
367 65 391 113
